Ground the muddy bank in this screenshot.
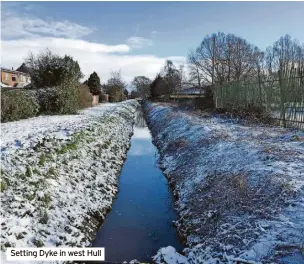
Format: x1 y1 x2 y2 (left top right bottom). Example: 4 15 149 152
1 100 138 262
144 102 304 264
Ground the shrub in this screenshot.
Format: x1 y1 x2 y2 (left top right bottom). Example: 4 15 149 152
1 51 84 122
78 84 93 109
56 79 80 114
214 104 274 124
36 87 59 114
37 80 80 115
194 86 215 110
26 49 83 88
106 85 123 102
130 90 140 99
1 90 39 122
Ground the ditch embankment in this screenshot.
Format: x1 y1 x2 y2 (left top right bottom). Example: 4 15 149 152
144 101 304 264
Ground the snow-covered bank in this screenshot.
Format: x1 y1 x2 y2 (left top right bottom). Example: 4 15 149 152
144 102 304 264
0 100 138 260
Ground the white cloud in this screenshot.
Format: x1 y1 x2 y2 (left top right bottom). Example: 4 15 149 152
1 7 186 84
126 36 153 49
4 38 130 53
1 12 94 39
1 37 186 83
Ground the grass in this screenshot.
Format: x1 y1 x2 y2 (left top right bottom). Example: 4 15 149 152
46 167 58 179
34 239 44 247
25 166 33 177
166 138 188 152
16 233 25 240
41 193 52 208
25 192 36 201
0 169 8 192
103 140 111 149
55 131 86 155
0 181 8 192
32 168 41 175
39 211 49 224
38 154 47 165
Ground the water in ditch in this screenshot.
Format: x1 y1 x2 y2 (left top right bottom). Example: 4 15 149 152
92 108 183 262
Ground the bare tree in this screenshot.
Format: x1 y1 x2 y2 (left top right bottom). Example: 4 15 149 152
104 70 127 102
107 70 127 90
161 60 181 94
188 50 202 89
265 35 304 76
189 32 258 85
132 76 151 99
177 64 187 94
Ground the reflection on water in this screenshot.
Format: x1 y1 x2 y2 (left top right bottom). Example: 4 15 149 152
92 107 183 262
134 109 147 128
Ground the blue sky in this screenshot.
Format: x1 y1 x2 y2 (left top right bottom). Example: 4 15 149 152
1 1 304 83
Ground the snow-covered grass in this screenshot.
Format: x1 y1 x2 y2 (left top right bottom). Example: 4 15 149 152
145 102 304 264
0 100 138 262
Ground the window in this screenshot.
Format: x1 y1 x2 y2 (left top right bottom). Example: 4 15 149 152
12 75 16 81
5 73 8 80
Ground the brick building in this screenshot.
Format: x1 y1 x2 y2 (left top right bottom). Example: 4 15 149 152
1 63 31 87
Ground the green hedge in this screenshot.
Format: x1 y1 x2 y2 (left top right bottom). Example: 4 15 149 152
1 80 81 122
78 84 93 109
1 90 39 122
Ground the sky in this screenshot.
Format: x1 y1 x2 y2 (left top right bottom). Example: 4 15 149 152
1 1 304 84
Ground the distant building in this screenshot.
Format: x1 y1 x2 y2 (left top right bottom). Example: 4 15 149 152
179 85 210 95
1 64 31 88
181 87 204 94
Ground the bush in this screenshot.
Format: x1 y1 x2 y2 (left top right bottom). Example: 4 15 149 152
78 84 93 109
194 87 214 110
130 90 140 99
1 81 80 122
35 80 79 115
26 49 83 88
214 104 275 125
1 50 85 122
1 90 39 122
56 79 80 114
106 85 123 102
36 87 59 114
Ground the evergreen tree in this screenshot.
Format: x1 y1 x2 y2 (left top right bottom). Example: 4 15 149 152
88 72 101 95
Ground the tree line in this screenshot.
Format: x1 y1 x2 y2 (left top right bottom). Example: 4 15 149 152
188 33 303 86
22 32 304 102
26 49 130 103
131 33 304 100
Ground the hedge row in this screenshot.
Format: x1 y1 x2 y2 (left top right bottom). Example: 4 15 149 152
1 90 39 122
1 81 91 122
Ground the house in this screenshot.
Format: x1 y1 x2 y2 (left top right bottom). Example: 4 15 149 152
181 86 204 95
1 64 31 88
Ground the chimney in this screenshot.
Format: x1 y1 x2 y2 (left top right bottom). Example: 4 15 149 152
12 67 13 70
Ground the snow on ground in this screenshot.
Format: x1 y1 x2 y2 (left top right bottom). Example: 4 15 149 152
145 102 304 264
0 100 138 263
0 103 121 149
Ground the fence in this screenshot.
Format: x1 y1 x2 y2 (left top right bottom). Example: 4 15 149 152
215 68 304 129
